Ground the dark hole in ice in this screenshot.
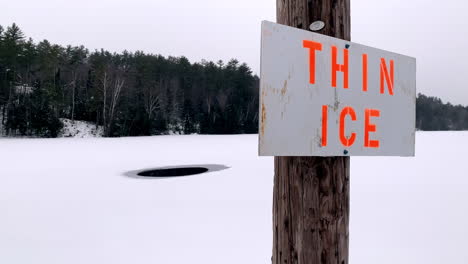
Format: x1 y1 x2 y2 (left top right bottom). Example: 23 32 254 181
137 167 209 177
124 164 228 179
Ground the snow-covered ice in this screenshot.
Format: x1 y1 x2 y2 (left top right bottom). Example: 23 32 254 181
0 132 467 263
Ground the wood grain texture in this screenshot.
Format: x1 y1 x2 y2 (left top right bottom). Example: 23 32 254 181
276 0 350 41
273 1 351 263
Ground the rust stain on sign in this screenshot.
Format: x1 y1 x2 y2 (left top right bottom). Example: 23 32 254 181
260 102 266 137
281 80 288 96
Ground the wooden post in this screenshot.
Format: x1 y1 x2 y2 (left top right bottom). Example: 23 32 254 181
273 1 351 264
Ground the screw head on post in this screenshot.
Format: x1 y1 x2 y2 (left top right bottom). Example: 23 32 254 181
309 21 325 31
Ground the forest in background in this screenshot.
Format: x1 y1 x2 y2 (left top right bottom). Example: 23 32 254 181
0 23 466 137
0 23 259 137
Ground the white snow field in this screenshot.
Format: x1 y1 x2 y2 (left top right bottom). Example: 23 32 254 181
0 132 467 264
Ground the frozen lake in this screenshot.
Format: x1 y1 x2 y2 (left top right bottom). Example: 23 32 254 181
0 132 467 263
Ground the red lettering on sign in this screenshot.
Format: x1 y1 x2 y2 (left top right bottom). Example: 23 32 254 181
339 106 357 147
380 58 394 95
364 109 380 148
303 40 323 84
321 105 328 146
332 46 349 89
362 54 368 92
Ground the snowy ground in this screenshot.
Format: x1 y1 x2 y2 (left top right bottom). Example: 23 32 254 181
59 119 103 138
0 118 103 138
0 132 467 264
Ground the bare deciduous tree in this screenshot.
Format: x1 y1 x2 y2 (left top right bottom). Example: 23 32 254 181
107 76 124 135
99 71 109 130
144 79 161 120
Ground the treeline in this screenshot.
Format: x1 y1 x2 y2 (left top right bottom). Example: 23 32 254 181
416 93 468 131
0 23 259 137
0 23 467 138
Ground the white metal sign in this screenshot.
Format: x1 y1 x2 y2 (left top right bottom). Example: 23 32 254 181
259 21 416 156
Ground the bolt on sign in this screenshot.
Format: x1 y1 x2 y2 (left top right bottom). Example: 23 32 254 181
259 21 416 156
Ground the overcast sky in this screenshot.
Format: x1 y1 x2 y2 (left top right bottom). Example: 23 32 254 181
1 0 467 105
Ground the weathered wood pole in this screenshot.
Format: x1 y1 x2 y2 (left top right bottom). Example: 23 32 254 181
273 1 351 264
